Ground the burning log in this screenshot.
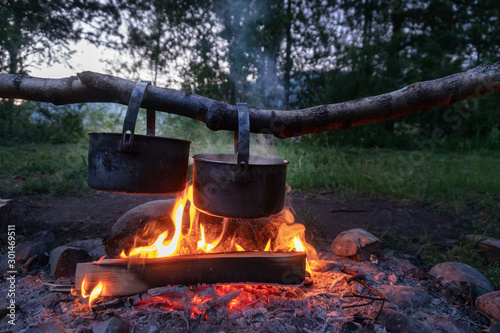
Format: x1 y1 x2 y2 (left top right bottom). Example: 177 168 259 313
75 252 306 297
0 62 499 138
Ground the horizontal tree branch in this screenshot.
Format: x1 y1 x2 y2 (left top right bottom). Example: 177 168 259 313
0 62 499 138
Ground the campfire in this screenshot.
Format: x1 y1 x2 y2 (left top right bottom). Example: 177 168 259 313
74 183 317 315
75 98 320 314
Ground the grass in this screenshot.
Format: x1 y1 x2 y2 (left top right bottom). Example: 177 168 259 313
0 142 89 196
275 141 500 211
1 137 499 208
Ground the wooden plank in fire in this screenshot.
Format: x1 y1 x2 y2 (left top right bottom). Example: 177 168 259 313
75 252 306 296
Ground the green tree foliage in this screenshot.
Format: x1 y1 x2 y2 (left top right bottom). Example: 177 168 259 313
293 0 500 149
1 0 499 148
0 0 121 74
0 102 87 145
0 0 121 143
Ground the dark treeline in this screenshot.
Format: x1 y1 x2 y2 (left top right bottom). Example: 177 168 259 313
1 0 499 149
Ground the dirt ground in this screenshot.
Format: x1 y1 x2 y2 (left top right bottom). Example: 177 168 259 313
2 191 480 257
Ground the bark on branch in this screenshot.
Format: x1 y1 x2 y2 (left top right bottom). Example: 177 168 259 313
0 62 499 138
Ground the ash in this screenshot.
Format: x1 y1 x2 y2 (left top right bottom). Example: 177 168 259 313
0 249 487 333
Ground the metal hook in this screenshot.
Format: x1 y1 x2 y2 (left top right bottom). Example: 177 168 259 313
120 80 151 151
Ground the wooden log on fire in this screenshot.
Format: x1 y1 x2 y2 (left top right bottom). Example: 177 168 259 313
75 252 306 296
0 62 499 138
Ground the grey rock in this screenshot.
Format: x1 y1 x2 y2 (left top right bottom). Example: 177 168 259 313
475 290 500 321
376 309 409 332
26 322 68 333
331 228 383 260
430 262 494 298
66 238 106 261
49 246 92 279
104 200 176 258
378 285 431 309
421 317 475 333
0 230 56 272
407 312 475 333
491 321 500 333
93 316 130 333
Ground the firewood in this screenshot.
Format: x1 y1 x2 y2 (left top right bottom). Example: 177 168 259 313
49 246 92 279
43 282 74 293
75 252 306 296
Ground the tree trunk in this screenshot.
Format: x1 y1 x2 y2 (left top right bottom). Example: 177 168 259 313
384 3 403 133
0 62 499 138
283 0 293 110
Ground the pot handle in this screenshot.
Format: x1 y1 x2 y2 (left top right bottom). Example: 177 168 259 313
236 103 250 166
120 80 151 151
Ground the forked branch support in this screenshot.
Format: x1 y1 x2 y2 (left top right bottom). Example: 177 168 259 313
0 62 499 138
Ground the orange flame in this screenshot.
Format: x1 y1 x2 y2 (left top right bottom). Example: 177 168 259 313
197 224 217 252
197 219 228 253
235 243 246 251
121 186 190 258
293 236 312 276
81 277 89 298
264 239 272 252
80 277 103 308
117 184 317 279
89 281 103 307
293 236 304 252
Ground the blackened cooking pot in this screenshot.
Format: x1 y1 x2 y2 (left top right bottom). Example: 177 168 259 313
192 103 288 218
88 81 191 194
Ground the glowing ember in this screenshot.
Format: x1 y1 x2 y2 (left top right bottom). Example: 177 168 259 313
133 283 310 319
